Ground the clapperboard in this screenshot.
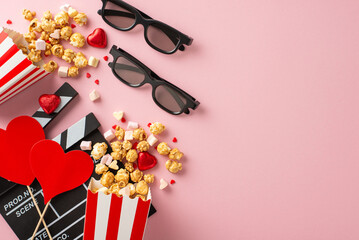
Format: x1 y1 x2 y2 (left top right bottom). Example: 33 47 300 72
0 83 156 240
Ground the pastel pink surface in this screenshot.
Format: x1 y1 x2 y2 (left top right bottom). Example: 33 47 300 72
1 0 359 240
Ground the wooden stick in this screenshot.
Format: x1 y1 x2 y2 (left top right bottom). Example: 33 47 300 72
26 186 53 240
31 201 51 240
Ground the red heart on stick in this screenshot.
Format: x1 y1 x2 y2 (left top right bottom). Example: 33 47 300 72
30 140 94 204
39 94 61 114
138 152 157 171
87 28 107 48
0 116 45 185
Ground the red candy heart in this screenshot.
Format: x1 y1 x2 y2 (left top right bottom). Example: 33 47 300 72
30 140 94 204
87 28 107 48
39 94 61 115
137 152 157 171
0 116 45 185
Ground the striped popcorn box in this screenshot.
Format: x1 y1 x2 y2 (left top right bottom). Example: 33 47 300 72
0 27 50 105
83 178 152 240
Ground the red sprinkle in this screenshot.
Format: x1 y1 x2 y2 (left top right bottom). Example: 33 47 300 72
170 180 176 184
132 142 138 149
71 24 76 28
147 123 152 127
172 137 177 143
154 145 158 150
112 125 117 130
86 73 91 78
46 40 51 44
133 163 137 169
44 54 49 57
103 56 109 61
121 117 126 123
95 79 100 85
6 20 12 24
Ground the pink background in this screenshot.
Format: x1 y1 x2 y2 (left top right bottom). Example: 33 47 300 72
1 0 359 239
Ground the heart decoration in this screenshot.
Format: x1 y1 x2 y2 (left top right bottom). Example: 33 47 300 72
87 28 107 48
39 94 61 115
0 116 45 186
30 140 94 204
138 152 157 171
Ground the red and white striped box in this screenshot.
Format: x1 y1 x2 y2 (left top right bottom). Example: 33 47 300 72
83 178 152 240
0 27 50 105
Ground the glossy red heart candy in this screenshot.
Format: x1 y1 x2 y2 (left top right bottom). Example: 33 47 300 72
30 140 94 204
39 94 61 114
138 152 157 171
0 116 45 185
87 28 107 48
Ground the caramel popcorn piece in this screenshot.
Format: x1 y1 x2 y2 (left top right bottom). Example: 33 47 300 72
149 122 165 135
40 31 50 41
127 183 136 196
136 180 149 195
136 194 146 201
48 37 60 45
126 149 138 163
137 141 149 152
23 9 36 21
27 49 42 63
41 19 56 33
95 163 109 175
144 174 155 184
68 7 78 18
115 126 125 140
42 10 52 20
111 149 127 161
73 12 88 26
68 66 79 77
62 49 76 63
29 18 42 32
111 141 122 152
166 159 182 173
100 171 115 188
51 44 64 58
91 142 108 160
17 44 28 55
43 60 58 73
115 169 129 188
122 140 132 151
169 148 183 161
27 40 36 51
54 11 69 27
44 42 52 56
73 52 88 68
60 26 72 40
157 142 171 155
24 32 36 43
70 32 85 48
133 128 147 141
124 162 134 173
130 169 143 183
108 183 121 196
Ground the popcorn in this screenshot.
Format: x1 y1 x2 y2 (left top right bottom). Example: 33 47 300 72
60 26 72 40
115 169 129 187
127 121 139 130
100 154 113 166
27 50 42 63
100 171 114 188
113 111 124 121
124 162 134 173
73 12 88 26
41 19 56 32
111 149 126 161
58 66 68 78
109 160 119 170
68 66 79 77
60 4 71 12
62 49 75 63
51 44 64 58
126 149 138 163
157 142 171 155
29 18 42 32
70 32 85 48
24 32 36 43
122 140 132 151
133 128 147 141
68 7 78 18
136 180 149 195
49 29 60 39
43 60 58 73
40 31 50 41
115 126 125 140
80 141 92 151
168 148 183 161
124 131 134 141
147 134 158 146
137 141 149 152
144 174 154 184
42 10 52 20
149 122 165 135
73 52 88 68
54 11 69 26
127 183 136 196
118 185 131 197
136 194 146 201
91 142 108 160
166 160 182 173
44 42 52 56
95 163 108 175
88 56 99 67
108 183 121 196
48 37 60 45
89 89 100 101
35 39 46 50
110 141 122 152
27 41 36 51
23 9 36 21
17 44 28 54
104 129 116 142
130 169 143 183
159 178 168 190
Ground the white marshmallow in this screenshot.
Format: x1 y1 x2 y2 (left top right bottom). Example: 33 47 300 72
49 29 60 39
60 4 71 12
124 131 133 141
58 66 68 78
35 39 46 51
104 129 115 142
101 154 113 166
80 141 92 151
160 178 168 190
89 90 100 101
147 134 158 146
127 121 139 130
113 111 124 121
88 56 99 67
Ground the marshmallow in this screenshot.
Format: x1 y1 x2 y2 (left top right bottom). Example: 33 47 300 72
35 39 46 51
49 29 60 39
60 4 71 12
88 56 99 67
147 134 158 146
109 160 119 170
104 129 115 142
89 89 100 101
58 66 69 78
124 131 133 141
127 121 139 130
113 111 124 121
80 141 92 151
100 154 113 166
160 178 168 190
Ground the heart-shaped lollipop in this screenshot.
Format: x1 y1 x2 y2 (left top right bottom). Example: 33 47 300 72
30 140 94 204
87 28 107 48
0 116 45 185
39 94 61 115
138 152 157 171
